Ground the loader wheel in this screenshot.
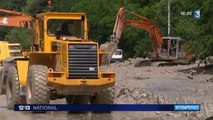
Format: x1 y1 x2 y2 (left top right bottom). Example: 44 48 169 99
6 66 25 110
66 95 89 114
66 95 89 104
91 87 115 104
0 67 6 95
90 87 115 113
73 95 89 104
26 65 50 104
65 95 74 104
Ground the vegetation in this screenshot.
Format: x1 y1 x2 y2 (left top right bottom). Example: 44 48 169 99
0 0 212 60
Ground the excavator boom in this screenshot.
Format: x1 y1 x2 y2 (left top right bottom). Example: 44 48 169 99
0 9 33 29
100 7 163 63
125 19 163 56
112 7 163 57
112 8 126 42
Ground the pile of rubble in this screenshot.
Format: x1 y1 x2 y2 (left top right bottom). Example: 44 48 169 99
115 87 157 104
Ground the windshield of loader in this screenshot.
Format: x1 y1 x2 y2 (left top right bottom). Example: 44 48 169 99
47 19 82 37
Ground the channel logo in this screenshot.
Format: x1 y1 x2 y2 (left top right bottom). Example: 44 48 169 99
194 9 200 19
174 104 200 111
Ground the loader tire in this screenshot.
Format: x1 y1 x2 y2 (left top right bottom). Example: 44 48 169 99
90 86 115 113
6 66 26 110
26 65 50 105
66 95 74 104
73 95 89 104
91 86 115 104
66 95 89 104
0 67 6 95
66 95 89 114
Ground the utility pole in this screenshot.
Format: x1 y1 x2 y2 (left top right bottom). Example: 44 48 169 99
168 0 171 36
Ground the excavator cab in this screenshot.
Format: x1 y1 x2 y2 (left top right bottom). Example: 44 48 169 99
160 37 186 59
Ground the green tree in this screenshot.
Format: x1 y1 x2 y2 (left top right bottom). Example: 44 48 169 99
5 28 32 49
0 0 26 40
1 0 212 60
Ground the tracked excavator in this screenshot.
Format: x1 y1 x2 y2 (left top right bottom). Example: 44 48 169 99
100 7 191 66
0 0 115 111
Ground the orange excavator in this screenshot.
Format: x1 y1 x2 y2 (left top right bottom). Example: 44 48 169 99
0 0 53 50
0 9 33 28
100 7 191 66
0 0 52 28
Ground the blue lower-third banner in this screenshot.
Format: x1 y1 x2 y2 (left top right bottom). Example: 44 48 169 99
14 104 200 111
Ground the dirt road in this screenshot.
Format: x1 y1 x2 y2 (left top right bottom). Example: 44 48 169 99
0 60 212 120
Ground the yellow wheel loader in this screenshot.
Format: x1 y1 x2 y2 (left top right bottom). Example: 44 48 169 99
0 4 115 110
0 41 24 96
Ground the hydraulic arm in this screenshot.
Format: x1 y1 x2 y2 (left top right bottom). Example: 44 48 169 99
100 7 163 63
0 9 33 29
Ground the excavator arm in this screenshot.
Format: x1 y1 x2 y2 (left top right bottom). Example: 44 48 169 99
101 7 163 64
0 9 33 29
112 7 163 57
0 9 40 48
125 19 162 56
0 0 52 28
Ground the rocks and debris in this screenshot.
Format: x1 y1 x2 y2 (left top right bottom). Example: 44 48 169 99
187 74 194 79
112 58 213 119
206 77 213 82
115 87 156 104
166 113 180 118
185 69 198 79
134 75 150 80
1 58 213 120
190 70 197 75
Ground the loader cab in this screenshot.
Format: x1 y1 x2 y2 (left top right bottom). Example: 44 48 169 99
160 37 186 59
36 12 89 52
48 19 83 38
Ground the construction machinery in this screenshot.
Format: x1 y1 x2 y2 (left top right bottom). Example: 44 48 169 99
100 7 191 66
0 9 28 95
0 41 23 61
111 49 123 62
0 41 24 95
0 1 115 110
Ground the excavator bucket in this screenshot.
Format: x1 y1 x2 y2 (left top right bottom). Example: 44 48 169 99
100 35 118 64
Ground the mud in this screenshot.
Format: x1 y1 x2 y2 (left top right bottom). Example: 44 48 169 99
0 59 212 120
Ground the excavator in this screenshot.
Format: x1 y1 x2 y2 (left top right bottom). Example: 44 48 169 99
100 7 191 66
